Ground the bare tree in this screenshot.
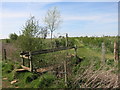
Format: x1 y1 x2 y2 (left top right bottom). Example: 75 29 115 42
44 7 62 47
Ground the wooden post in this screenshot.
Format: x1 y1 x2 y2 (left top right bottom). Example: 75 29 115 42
66 33 68 47
3 49 7 60
114 41 119 62
102 42 105 65
21 51 25 66
29 52 33 72
64 60 67 87
74 45 77 58
64 33 68 87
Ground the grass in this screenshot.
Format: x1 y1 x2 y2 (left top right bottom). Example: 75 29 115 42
30 73 55 88
1 37 116 88
2 59 57 88
77 47 113 59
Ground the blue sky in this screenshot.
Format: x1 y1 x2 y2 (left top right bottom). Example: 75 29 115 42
0 2 118 39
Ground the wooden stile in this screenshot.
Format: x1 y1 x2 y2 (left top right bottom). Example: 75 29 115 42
20 47 74 72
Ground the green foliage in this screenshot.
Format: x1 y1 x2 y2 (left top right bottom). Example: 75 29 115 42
68 38 75 47
31 73 55 88
17 35 43 51
5 39 10 43
14 72 38 86
73 64 81 74
22 16 40 37
9 33 18 40
2 36 116 88
93 59 101 70
54 38 66 47
80 58 90 68
25 74 38 83
17 16 43 51
77 36 116 53
106 59 114 67
2 61 14 73
49 78 66 88
2 61 15 81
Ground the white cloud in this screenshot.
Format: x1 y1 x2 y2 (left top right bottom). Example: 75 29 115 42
0 12 29 18
63 15 100 21
63 13 117 23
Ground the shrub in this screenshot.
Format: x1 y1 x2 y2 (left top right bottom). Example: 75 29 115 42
9 33 18 40
5 39 10 43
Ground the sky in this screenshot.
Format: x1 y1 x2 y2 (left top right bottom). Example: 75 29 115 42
0 1 118 39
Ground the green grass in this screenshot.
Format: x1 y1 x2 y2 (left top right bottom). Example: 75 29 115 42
30 73 55 88
1 37 116 88
14 72 38 88
77 47 113 59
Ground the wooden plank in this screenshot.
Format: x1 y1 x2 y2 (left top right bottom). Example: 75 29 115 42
15 69 27 72
36 66 53 73
20 55 29 59
21 65 30 71
31 47 74 55
20 52 29 55
20 55 23 57
20 47 74 56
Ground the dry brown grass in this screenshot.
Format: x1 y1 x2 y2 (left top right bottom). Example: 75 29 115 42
74 65 119 88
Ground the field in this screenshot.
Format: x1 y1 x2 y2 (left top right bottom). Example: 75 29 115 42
1 36 119 88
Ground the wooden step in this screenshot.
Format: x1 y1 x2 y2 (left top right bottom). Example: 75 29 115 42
36 66 53 73
15 69 28 72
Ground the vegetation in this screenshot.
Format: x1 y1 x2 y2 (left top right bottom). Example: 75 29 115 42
16 16 44 51
2 36 118 88
1 6 118 89
9 33 18 41
44 7 62 47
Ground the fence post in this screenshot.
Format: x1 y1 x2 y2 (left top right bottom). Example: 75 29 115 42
114 41 118 62
64 33 68 87
3 49 7 60
64 60 67 87
66 33 68 47
74 45 77 58
29 52 33 72
102 42 105 65
21 51 25 66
